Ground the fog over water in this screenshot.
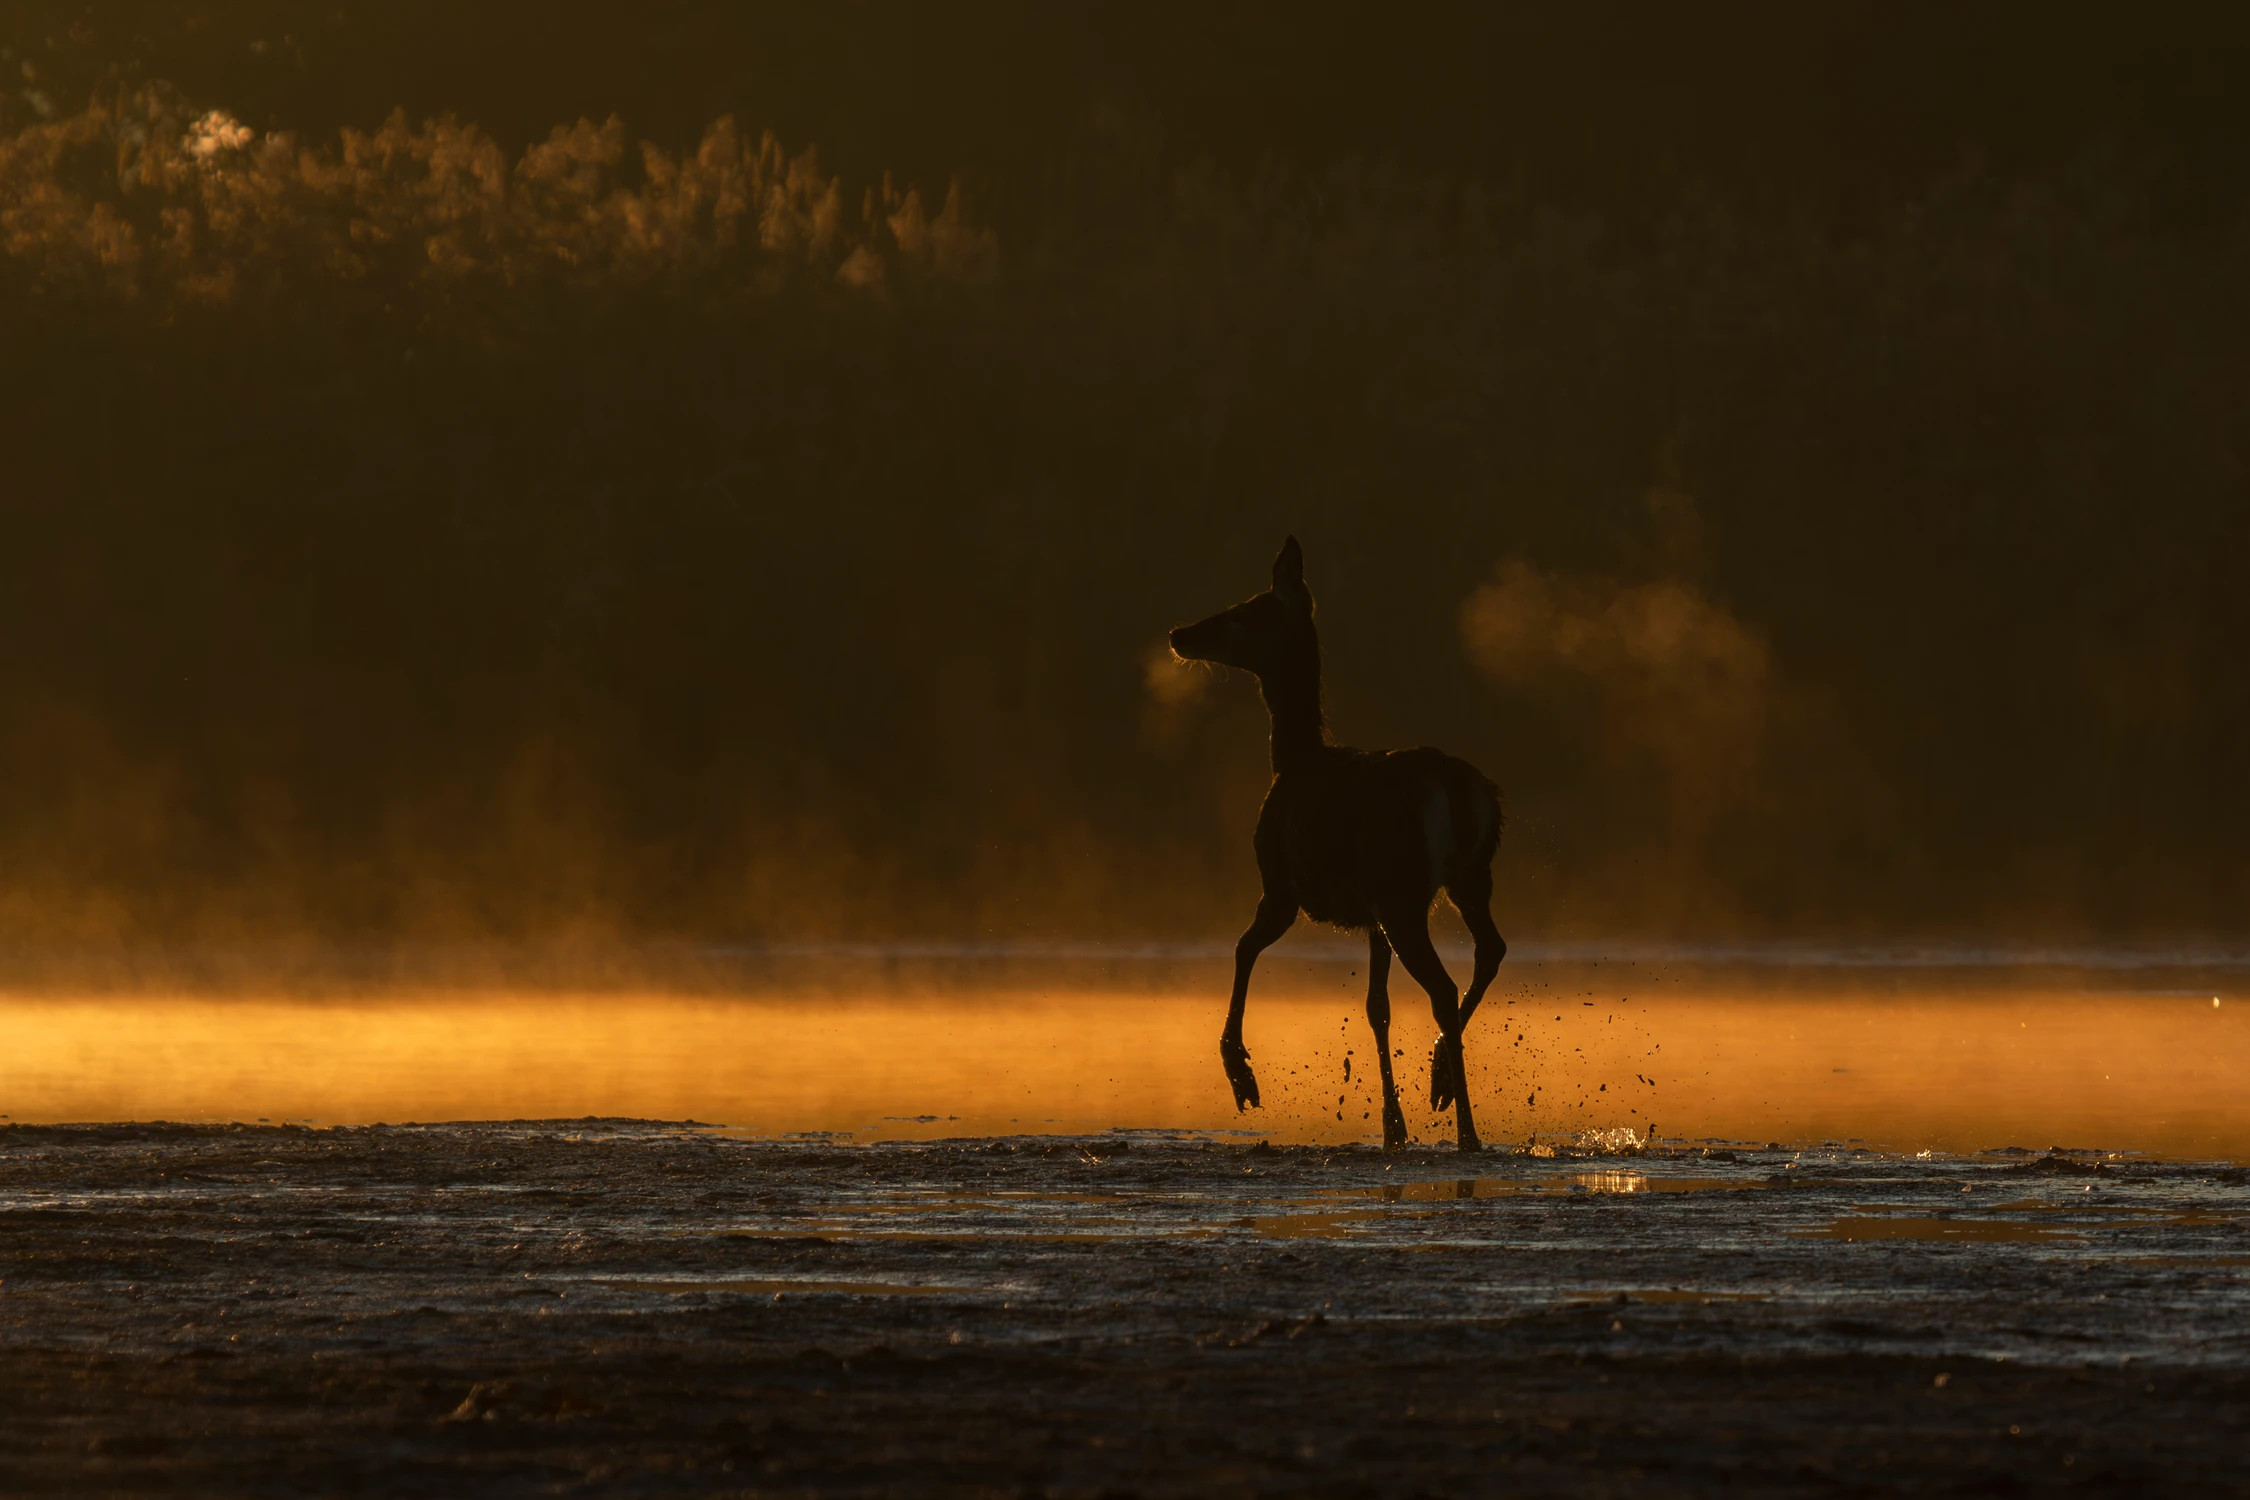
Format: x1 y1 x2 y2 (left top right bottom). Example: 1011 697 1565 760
5 958 2243 1161
5 4 2250 954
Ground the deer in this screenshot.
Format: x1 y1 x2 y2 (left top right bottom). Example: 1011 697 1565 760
1168 536 1506 1151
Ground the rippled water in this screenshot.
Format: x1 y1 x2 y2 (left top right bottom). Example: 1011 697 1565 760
1 950 2242 1159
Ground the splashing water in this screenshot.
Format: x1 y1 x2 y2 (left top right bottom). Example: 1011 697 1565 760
1575 1126 1644 1154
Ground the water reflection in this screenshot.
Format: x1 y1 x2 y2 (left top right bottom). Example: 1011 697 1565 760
1360 1173 1757 1204
0 961 2242 1160
1796 1216 2083 1243
1573 1171 1648 1194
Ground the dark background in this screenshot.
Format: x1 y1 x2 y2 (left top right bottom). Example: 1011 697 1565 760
5 3 2248 947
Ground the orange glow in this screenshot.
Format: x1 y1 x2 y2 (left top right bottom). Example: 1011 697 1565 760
0 972 2241 1160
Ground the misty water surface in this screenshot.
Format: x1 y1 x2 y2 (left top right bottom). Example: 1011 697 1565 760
4 954 2241 1160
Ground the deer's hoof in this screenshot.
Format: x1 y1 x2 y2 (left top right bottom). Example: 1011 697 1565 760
1221 1037 1261 1111
1381 1099 1410 1151
1429 1035 1465 1112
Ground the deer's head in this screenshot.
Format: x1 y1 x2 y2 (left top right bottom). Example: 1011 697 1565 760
1168 536 1316 676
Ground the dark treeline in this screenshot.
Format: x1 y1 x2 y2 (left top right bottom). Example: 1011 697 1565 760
4 4 2249 947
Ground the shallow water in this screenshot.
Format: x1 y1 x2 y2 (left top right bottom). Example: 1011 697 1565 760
1 953 2243 1160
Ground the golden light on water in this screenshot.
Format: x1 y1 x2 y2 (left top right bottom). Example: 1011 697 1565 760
2 965 2241 1159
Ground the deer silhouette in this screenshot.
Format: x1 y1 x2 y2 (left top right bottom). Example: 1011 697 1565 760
1169 537 1505 1151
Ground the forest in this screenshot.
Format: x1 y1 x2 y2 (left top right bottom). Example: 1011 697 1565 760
4 3 2248 947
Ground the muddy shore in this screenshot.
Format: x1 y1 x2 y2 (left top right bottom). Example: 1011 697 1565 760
3 1122 2245 1495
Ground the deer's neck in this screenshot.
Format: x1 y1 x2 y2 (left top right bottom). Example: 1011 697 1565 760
1259 629 1328 775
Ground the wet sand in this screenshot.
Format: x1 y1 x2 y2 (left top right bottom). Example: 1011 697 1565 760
4 1121 2246 1495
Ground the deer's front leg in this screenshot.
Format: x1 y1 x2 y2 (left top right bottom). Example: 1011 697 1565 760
1222 895 1298 1111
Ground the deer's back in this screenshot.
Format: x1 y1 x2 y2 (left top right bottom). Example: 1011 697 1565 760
1256 745 1500 929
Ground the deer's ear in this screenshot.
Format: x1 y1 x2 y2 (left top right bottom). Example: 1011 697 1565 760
1271 535 1306 595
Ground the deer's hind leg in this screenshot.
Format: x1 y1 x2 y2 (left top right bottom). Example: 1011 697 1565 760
1448 862 1507 1030
1380 906 1481 1152
1363 928 1409 1150
1221 894 1297 1111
